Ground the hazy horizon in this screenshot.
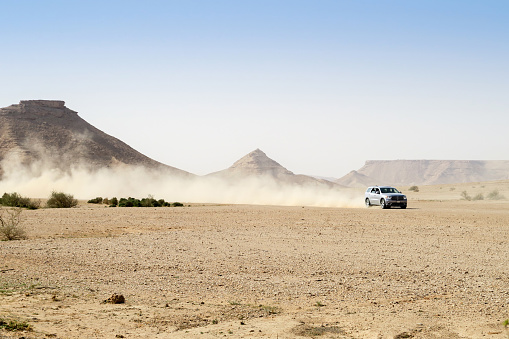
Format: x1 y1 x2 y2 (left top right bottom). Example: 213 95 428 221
1 1 508 177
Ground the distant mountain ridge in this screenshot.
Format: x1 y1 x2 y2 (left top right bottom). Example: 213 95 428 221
0 100 191 177
2 100 508 188
336 160 509 187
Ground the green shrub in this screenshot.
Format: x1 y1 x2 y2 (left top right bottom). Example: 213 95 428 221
118 198 126 207
46 191 78 208
0 192 25 206
408 186 419 192
118 197 142 207
0 192 40 209
106 195 182 208
0 208 26 241
140 195 172 207
109 197 118 207
140 196 157 207
158 199 170 207
87 197 103 204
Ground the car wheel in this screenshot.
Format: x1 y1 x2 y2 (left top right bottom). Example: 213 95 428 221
365 198 371 207
381 199 388 209
401 204 407 209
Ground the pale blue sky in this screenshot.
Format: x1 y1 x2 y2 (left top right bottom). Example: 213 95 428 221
1 1 508 177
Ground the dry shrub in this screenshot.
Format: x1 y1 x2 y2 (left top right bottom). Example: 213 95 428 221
460 191 472 201
292 324 345 337
487 190 505 200
0 208 26 241
472 193 484 201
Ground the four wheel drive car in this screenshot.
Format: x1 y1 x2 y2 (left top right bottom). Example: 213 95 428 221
365 186 407 209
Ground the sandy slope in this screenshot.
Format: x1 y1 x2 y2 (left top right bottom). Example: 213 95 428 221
1 188 509 338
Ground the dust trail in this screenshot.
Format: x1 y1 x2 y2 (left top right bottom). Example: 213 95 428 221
0 153 363 208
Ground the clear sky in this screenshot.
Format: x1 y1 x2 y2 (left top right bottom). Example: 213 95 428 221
1 1 508 177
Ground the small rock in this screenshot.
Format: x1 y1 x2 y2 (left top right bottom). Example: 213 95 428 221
103 293 125 304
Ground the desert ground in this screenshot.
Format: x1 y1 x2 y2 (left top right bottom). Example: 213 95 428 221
1 181 509 338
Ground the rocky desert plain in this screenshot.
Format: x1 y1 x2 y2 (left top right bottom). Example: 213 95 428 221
1 101 509 338
1 180 509 339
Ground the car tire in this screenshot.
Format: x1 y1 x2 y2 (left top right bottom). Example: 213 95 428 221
381 199 388 209
365 198 371 207
401 204 407 209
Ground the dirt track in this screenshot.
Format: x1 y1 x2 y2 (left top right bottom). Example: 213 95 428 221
1 198 509 338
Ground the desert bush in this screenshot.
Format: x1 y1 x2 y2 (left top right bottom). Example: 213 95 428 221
472 193 484 201
119 197 141 207
0 208 26 241
107 195 181 208
159 199 171 207
293 324 345 337
27 199 41 209
140 196 173 207
0 192 26 206
0 192 40 209
87 197 103 204
460 191 471 201
140 195 157 207
118 198 127 207
0 317 31 331
408 186 419 192
487 190 505 200
109 197 118 207
46 191 78 208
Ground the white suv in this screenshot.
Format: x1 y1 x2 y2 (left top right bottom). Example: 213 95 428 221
365 186 407 209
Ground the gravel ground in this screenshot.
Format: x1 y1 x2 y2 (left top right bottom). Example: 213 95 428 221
1 199 509 338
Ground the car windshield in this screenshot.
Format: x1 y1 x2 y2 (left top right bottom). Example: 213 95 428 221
381 187 400 194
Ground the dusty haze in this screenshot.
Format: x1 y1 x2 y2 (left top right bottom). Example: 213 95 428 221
0 152 361 208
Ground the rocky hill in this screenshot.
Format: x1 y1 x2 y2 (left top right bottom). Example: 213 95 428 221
334 170 377 188
209 149 341 188
336 160 509 187
0 100 191 177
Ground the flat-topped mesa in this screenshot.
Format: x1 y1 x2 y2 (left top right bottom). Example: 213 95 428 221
20 100 66 109
0 99 192 176
1 99 79 118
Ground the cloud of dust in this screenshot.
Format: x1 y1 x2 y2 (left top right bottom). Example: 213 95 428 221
0 153 363 208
